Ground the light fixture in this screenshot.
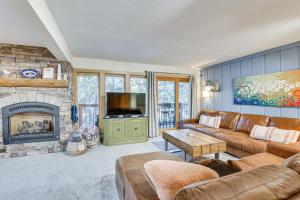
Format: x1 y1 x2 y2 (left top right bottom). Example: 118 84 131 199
202 81 220 98
202 90 210 98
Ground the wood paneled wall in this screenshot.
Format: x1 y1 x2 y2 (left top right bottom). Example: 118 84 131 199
201 42 300 118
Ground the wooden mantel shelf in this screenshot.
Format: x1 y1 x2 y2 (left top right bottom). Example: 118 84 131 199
0 77 69 88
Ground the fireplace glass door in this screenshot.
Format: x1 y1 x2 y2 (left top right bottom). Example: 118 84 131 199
9 112 54 139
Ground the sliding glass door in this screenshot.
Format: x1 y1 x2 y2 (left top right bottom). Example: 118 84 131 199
157 80 176 128
157 77 191 129
179 82 191 120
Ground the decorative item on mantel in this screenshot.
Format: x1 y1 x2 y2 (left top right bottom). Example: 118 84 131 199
57 64 62 80
42 67 55 79
19 69 40 79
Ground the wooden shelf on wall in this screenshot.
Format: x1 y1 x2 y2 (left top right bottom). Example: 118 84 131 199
0 77 69 88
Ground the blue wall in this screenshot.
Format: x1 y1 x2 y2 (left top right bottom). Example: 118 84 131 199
201 41 300 118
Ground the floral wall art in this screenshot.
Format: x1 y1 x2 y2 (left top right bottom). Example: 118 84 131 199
233 70 300 107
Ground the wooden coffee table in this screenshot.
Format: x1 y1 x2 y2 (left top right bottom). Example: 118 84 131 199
162 129 226 161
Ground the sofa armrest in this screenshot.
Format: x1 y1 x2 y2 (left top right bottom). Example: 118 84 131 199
267 142 300 159
179 118 199 128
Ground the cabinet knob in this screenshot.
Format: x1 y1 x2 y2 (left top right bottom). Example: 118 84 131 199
117 128 120 131
134 127 138 131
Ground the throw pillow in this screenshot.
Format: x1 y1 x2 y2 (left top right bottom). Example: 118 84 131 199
250 125 271 141
199 115 222 128
283 153 300 174
144 160 219 200
269 128 299 144
250 125 299 144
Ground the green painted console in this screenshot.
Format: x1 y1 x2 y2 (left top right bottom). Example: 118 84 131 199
103 117 148 145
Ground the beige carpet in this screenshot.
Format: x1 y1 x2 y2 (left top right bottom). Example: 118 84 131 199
0 141 160 200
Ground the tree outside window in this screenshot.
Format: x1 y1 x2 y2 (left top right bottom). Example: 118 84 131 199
105 76 125 92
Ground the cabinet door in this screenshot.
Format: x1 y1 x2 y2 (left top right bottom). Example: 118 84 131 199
109 119 127 144
127 118 146 141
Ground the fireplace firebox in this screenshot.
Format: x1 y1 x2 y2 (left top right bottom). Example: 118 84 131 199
2 102 60 144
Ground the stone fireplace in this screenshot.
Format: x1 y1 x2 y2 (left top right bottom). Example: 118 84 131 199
2 102 60 145
0 44 73 158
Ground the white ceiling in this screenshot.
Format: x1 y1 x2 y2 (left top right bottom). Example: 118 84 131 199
1 0 300 68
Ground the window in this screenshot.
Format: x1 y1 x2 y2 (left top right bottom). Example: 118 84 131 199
130 77 147 114
105 75 125 92
130 77 147 93
77 74 99 128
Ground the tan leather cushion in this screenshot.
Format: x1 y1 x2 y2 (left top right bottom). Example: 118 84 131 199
213 130 267 154
218 111 240 130
175 165 300 200
200 110 219 117
269 117 300 141
230 152 285 171
144 160 219 200
116 152 182 200
283 152 300 174
269 117 300 131
267 141 300 159
236 114 270 134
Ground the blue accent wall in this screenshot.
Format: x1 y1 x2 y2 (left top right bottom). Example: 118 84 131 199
201 41 300 118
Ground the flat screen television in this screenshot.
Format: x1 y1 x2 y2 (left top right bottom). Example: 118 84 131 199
106 92 146 117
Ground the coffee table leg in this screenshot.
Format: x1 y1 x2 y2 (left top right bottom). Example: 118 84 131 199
164 140 168 151
215 153 219 160
184 152 187 161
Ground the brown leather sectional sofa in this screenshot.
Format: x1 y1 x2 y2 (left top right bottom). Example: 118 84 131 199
180 110 300 158
116 110 300 200
116 142 300 200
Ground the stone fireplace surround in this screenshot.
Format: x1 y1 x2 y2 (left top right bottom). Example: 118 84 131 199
0 44 73 158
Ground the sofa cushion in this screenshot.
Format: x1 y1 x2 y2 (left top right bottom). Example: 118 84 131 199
269 117 300 141
229 152 284 171
218 111 240 130
144 160 219 200
235 114 270 134
195 127 223 136
175 165 300 200
283 152 300 174
199 109 219 117
212 130 267 154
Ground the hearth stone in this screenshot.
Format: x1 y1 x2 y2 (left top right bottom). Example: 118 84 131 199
0 141 62 158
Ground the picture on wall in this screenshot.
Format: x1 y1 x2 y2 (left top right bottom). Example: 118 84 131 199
233 70 300 107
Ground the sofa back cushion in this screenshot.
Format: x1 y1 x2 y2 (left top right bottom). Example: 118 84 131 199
175 165 300 200
218 111 240 130
269 117 300 141
199 110 219 117
235 114 270 134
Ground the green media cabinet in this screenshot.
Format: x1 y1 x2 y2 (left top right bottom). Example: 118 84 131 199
103 117 148 145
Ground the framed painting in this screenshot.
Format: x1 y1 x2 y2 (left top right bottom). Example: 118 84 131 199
233 70 300 107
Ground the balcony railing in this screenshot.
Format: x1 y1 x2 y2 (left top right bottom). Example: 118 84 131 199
158 103 190 128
